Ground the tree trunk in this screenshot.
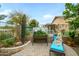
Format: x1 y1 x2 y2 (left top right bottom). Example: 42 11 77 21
15 24 21 42
20 20 26 44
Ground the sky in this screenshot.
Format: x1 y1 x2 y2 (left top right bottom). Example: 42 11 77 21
0 3 65 25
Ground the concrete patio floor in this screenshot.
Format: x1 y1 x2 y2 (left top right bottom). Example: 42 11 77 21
12 42 78 56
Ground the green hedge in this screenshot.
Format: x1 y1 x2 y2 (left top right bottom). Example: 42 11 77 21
33 30 48 37
69 30 75 39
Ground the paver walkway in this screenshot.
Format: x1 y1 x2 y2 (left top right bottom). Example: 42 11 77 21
12 42 78 56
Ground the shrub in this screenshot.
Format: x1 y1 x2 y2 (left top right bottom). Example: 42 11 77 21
0 33 13 40
26 30 31 36
0 32 16 47
33 30 48 43
1 38 16 47
64 31 69 37
33 30 48 37
69 30 75 39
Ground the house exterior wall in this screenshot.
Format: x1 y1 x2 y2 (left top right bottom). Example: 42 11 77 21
52 17 69 31
44 16 69 33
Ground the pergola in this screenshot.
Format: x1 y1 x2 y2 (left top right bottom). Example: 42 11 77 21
44 23 68 33
44 24 57 33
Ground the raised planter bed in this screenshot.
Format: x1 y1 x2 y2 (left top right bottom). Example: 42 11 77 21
0 41 30 56
33 36 48 42
32 30 48 45
62 37 76 47
32 35 48 46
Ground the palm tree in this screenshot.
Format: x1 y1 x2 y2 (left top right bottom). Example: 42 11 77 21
29 19 39 28
8 11 29 44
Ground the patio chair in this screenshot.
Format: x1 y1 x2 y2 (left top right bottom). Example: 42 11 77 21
50 34 58 43
49 34 65 56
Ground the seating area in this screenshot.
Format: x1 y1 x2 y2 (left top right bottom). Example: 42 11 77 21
12 31 78 56
11 26 78 56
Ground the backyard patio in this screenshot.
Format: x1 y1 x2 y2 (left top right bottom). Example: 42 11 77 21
0 3 79 56
12 42 78 56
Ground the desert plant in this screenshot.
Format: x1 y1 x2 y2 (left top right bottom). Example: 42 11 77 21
0 33 16 47
8 11 29 44
1 38 16 47
0 33 13 40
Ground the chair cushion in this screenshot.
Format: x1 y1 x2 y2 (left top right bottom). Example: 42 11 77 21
50 40 64 53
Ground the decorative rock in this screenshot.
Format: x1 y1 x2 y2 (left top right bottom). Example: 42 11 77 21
15 42 22 46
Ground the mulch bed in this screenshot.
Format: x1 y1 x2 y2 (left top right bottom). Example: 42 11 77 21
62 37 76 47
62 37 79 55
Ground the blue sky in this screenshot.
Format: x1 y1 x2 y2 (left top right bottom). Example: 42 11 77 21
0 3 65 25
